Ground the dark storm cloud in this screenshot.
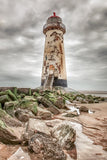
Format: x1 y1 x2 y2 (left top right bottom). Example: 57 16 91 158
0 0 107 90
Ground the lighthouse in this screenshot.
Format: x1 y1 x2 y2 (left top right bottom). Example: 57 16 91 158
41 12 67 88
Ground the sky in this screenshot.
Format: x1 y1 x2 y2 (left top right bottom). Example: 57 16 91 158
0 0 107 91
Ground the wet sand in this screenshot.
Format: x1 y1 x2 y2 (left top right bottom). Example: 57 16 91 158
76 102 107 151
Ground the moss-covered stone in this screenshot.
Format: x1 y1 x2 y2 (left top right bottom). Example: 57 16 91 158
24 96 37 102
28 88 31 96
33 92 40 97
0 119 6 128
17 100 38 115
4 101 19 116
13 87 17 96
43 92 66 108
17 95 21 100
0 90 17 101
19 93 26 99
0 118 22 144
0 108 22 127
100 97 105 101
0 108 7 118
6 90 17 101
37 96 60 115
0 95 10 104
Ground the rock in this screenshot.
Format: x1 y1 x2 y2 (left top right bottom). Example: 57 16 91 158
28 88 32 96
37 106 52 120
13 87 17 96
64 111 78 117
6 90 17 101
37 96 60 115
23 118 51 143
0 119 22 144
0 90 17 101
72 100 79 104
0 103 2 108
0 108 22 127
80 99 88 104
0 95 10 104
24 96 36 102
52 123 76 150
4 101 19 116
17 100 38 115
27 118 50 136
94 100 99 103
19 93 26 98
88 99 94 103
23 118 51 144
8 147 31 160
54 97 65 109
44 92 65 109
28 132 66 160
15 108 35 122
80 106 88 112
33 92 40 97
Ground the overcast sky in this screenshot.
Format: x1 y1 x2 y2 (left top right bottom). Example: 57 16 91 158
0 0 107 91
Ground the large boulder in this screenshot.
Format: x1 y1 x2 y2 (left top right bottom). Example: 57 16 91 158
0 108 22 127
23 118 51 143
54 97 65 109
37 96 60 115
15 108 35 122
27 118 50 135
0 119 22 144
28 132 66 160
37 106 52 120
52 123 76 150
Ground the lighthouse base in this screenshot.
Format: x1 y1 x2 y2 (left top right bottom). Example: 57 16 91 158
41 77 67 88
53 78 67 87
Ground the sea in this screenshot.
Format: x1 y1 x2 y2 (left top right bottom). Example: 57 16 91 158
85 93 107 97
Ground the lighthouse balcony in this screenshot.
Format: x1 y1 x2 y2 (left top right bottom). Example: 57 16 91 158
43 23 66 34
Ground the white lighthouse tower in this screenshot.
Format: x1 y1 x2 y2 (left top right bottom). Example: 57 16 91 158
41 12 67 88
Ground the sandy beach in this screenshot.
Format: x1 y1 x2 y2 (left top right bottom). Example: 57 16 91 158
76 102 107 151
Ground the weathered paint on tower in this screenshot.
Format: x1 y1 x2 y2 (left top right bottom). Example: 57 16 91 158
41 12 67 88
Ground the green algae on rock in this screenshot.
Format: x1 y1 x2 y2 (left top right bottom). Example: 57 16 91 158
0 108 22 127
17 100 38 115
4 101 19 116
37 96 60 115
0 95 10 104
0 90 17 101
0 119 7 128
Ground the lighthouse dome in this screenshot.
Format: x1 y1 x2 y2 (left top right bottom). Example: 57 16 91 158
43 12 66 34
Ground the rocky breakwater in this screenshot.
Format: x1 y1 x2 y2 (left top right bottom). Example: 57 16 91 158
0 88 76 160
0 87 106 160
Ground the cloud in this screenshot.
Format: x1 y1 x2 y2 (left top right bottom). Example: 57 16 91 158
0 0 107 90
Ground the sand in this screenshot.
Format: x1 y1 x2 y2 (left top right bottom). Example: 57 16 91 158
76 102 107 151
